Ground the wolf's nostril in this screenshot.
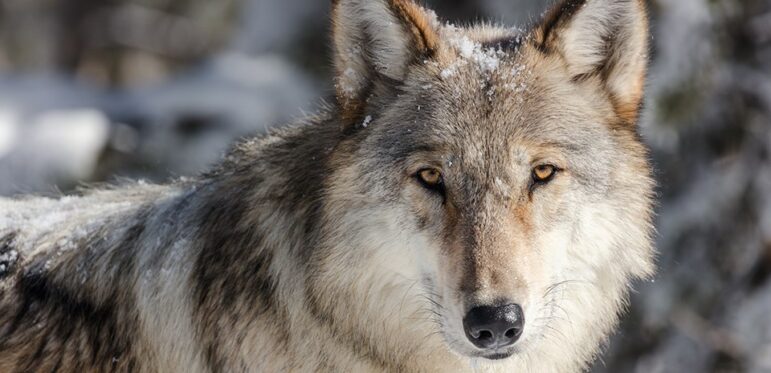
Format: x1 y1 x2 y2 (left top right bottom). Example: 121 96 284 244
505 328 516 339
478 330 493 341
463 304 524 350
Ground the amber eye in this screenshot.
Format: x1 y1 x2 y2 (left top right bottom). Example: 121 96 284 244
417 168 444 192
532 164 558 183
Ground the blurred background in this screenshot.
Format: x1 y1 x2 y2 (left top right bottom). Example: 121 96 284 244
0 0 769 371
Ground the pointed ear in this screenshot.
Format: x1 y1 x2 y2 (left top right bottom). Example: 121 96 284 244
535 0 649 123
331 0 440 127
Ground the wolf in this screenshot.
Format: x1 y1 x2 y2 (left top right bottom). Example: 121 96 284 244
0 0 655 371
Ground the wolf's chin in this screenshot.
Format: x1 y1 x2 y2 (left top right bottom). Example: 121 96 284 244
440 332 518 361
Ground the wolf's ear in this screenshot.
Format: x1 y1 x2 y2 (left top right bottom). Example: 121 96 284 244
535 0 649 123
331 0 439 127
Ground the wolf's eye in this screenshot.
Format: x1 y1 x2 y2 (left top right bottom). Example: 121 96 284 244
532 165 558 184
416 168 444 193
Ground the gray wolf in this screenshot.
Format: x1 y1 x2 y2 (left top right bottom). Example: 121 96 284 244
0 0 655 371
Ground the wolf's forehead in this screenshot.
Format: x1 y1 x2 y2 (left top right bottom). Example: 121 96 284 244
415 28 538 119
379 27 604 165
386 115 595 167
402 99 602 169
432 26 528 82
443 24 527 52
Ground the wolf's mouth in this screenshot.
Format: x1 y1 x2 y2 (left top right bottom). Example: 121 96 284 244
478 351 515 360
469 345 519 360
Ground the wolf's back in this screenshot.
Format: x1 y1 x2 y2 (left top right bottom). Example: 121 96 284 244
0 183 183 372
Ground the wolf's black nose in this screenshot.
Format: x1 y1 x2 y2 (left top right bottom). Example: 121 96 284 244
463 304 524 349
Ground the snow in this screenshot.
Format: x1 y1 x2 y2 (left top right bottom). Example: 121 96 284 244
454 36 477 59
361 115 372 128
440 64 461 79
0 182 175 268
0 249 18 275
447 34 507 75
339 67 361 97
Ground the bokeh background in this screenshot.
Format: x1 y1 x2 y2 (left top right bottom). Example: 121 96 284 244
0 0 769 371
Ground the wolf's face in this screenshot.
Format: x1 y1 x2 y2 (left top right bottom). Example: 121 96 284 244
319 0 655 365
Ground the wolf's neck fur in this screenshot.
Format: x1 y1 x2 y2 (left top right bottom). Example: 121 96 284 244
185 113 341 369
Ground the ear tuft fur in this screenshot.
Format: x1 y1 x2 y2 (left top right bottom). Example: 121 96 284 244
535 0 649 124
332 0 439 129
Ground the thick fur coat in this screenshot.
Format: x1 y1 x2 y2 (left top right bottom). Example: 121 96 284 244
0 0 655 371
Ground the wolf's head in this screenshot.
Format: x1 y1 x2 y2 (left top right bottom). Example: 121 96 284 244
313 0 655 369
